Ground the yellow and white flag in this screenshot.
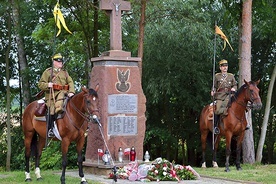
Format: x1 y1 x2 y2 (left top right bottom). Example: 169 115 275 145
53 2 72 37
215 25 233 52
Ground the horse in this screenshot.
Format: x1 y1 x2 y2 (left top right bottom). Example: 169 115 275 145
200 79 262 172
22 85 100 184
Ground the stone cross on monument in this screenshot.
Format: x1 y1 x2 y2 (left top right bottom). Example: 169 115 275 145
100 0 130 52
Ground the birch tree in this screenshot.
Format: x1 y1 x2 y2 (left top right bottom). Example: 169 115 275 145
5 0 12 171
256 65 276 162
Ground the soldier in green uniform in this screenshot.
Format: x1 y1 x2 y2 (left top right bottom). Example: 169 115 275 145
211 59 237 134
38 53 75 137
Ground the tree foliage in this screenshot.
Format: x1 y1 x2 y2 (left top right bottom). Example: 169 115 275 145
0 0 275 170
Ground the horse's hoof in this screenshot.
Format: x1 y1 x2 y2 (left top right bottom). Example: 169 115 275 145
80 181 88 184
212 161 219 168
224 168 230 172
25 178 32 182
37 177 43 181
236 167 242 171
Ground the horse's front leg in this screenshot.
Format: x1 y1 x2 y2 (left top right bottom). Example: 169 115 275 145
60 140 70 184
225 133 232 172
236 134 245 171
77 136 88 184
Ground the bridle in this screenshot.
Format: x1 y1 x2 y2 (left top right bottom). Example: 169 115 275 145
64 93 99 131
229 84 260 123
84 95 100 123
234 84 260 110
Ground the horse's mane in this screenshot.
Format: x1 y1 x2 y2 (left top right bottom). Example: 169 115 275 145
230 81 255 104
69 88 98 102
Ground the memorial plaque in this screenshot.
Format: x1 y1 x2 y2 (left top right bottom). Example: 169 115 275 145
108 94 137 114
108 116 137 136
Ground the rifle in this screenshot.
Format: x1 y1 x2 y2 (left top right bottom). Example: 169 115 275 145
33 90 45 99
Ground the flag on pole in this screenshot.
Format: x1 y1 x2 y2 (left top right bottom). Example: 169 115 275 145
124 148 131 155
53 2 72 37
215 25 234 52
98 149 104 156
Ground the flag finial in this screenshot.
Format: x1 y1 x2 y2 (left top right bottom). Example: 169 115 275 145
215 25 233 52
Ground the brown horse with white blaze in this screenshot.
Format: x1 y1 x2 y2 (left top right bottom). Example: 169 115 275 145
200 80 262 172
22 85 100 184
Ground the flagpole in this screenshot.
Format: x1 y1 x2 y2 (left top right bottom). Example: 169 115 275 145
45 1 59 148
212 22 217 151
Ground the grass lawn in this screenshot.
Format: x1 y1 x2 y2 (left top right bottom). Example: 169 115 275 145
0 164 275 184
0 170 103 184
194 164 276 184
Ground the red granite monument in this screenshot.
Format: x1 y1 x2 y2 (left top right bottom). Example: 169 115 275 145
83 0 146 173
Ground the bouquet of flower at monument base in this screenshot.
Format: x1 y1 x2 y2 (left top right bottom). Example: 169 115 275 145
108 157 199 181
147 158 198 181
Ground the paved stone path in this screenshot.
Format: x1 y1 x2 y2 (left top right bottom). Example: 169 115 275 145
65 171 259 184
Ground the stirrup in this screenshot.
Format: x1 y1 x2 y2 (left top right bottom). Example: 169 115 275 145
48 129 55 137
214 127 220 134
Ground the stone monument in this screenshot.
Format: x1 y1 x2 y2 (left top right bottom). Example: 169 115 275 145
83 0 146 174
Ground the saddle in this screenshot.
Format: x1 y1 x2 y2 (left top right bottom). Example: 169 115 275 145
207 102 228 121
34 97 70 120
34 99 47 117
207 103 214 121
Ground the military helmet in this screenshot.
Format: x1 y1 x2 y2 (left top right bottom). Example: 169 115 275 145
219 59 228 66
52 53 63 62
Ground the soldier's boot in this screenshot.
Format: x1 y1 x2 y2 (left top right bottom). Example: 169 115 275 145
213 114 220 134
46 115 55 137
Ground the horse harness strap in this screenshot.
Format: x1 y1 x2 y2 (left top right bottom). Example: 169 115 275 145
229 108 245 123
216 74 228 92
70 100 91 121
65 101 89 131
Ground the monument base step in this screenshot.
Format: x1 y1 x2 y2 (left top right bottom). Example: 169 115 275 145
101 50 131 57
83 159 146 176
83 160 128 176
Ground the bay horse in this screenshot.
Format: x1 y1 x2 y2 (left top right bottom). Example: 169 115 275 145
22 85 100 184
200 80 262 172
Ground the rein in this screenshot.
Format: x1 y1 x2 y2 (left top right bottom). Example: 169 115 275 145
232 86 256 109
229 85 258 123
63 95 97 131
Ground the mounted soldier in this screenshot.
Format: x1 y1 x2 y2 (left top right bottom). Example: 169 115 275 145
211 59 237 134
38 53 75 137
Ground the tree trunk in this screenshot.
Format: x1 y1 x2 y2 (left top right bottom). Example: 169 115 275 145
5 1 12 171
256 65 276 162
11 0 31 107
138 0 146 76
93 0 99 57
239 0 255 164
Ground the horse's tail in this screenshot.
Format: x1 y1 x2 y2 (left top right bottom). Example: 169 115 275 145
30 132 38 157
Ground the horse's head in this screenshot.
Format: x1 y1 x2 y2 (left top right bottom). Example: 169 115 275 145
82 84 100 123
244 79 262 110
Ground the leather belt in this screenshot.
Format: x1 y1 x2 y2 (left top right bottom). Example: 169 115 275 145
53 84 69 91
217 88 230 92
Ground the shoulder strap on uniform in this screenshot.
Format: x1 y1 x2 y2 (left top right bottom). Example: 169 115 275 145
63 69 69 79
